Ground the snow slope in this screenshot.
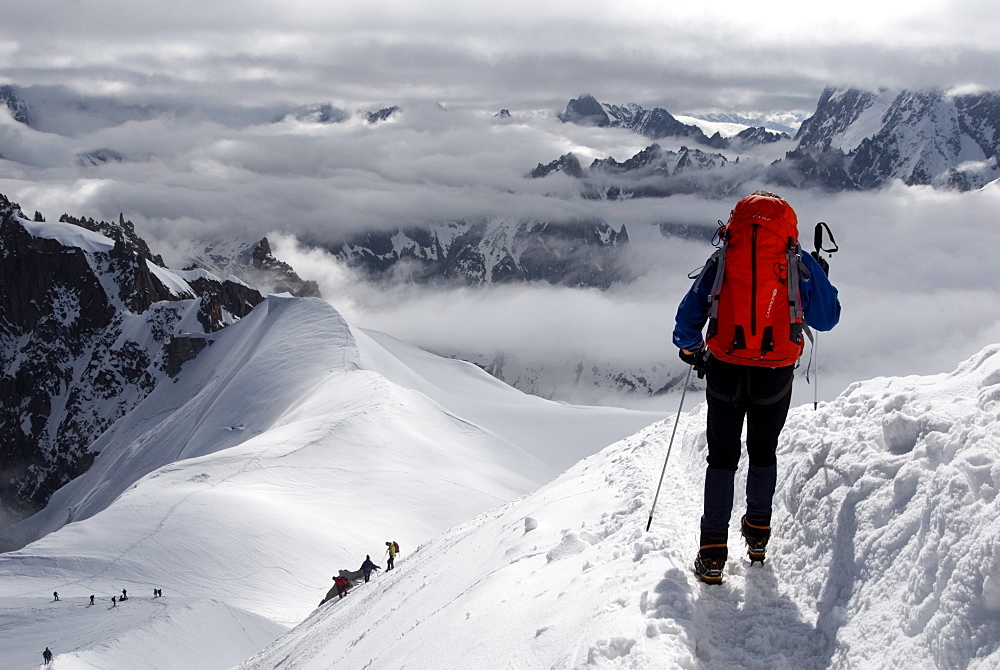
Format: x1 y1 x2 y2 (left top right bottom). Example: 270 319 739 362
0 595 283 670
0 295 664 668
240 345 1000 670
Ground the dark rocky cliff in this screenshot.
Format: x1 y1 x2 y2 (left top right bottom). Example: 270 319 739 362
0 194 264 523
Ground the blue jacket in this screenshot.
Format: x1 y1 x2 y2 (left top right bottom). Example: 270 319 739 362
673 250 841 352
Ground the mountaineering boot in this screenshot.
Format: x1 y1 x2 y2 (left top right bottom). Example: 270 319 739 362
741 515 771 565
694 533 727 584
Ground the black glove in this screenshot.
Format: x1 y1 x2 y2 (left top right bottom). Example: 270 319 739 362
811 251 830 277
679 346 708 379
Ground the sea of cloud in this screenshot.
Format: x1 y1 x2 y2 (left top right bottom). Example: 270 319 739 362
269 183 1000 408
2 88 998 409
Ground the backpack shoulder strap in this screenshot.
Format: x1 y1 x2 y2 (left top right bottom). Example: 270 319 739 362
691 248 721 295
705 236 730 340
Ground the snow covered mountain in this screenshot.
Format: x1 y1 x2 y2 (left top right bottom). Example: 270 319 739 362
558 94 788 150
529 142 743 200
186 236 321 298
0 84 30 126
691 111 803 135
536 88 1000 197
781 87 1000 190
0 287 664 668
238 344 1000 669
324 216 632 288
461 348 683 406
0 194 264 523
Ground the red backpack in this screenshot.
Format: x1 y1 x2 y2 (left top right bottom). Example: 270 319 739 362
705 194 808 368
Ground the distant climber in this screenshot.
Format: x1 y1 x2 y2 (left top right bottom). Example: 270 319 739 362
121 588 128 601
52 591 59 601
111 596 117 607
90 595 95 605
43 647 53 664
360 555 381 583
335 574 350 598
319 574 352 605
386 541 399 570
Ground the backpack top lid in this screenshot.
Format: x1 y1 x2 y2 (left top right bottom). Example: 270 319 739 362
725 192 798 239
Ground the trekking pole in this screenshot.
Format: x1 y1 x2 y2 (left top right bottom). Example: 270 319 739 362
646 364 693 532
810 222 838 410
813 336 819 411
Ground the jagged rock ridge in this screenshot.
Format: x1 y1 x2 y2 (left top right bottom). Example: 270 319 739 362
558 94 788 150
530 143 745 200
367 106 400 124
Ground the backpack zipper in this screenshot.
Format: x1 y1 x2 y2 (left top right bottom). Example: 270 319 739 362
750 224 759 336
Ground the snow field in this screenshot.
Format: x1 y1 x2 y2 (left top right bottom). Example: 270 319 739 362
0 594 284 670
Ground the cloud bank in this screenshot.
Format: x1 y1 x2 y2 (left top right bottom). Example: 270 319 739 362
3 2 999 407
3 1 1000 114
267 183 1000 408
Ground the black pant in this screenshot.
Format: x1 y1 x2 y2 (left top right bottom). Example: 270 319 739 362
701 356 794 536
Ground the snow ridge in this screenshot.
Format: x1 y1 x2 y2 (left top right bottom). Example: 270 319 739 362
241 344 1000 669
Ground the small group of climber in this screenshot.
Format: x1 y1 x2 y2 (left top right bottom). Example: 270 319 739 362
319 541 401 606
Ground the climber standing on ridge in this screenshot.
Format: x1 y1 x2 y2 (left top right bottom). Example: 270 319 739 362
386 540 399 571
673 191 841 585
360 555 381 583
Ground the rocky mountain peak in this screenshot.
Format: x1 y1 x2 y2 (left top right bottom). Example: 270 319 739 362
0 84 30 125
0 194 265 522
366 106 400 124
558 95 785 152
557 94 611 126
529 153 585 179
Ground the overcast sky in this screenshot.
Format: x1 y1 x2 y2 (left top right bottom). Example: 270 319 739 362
3 1 1000 407
3 0 999 114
